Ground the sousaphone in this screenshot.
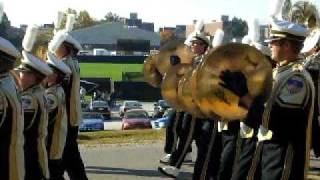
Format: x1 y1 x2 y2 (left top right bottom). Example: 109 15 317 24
161 64 193 111
178 66 207 118
143 40 194 109
143 53 162 88
155 40 194 75
285 0 320 29
194 43 273 121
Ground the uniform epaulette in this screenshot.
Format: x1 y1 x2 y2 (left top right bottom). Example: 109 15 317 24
291 63 304 72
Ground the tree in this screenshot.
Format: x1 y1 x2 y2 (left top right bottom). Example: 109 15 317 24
103 12 123 23
59 8 97 30
76 10 97 29
223 17 248 40
230 17 248 38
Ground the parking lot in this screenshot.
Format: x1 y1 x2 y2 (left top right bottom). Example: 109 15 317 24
85 101 158 131
79 101 320 180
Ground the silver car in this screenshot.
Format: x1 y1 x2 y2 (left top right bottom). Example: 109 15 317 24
119 100 142 117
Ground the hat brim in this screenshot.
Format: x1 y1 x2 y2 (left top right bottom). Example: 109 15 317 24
21 51 53 76
65 35 82 51
0 37 21 59
190 36 209 45
264 37 282 43
14 65 32 73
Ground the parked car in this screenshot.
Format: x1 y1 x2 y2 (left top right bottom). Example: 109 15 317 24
122 109 152 130
119 100 142 117
81 99 89 111
153 100 170 118
89 100 111 119
79 113 104 131
153 108 174 129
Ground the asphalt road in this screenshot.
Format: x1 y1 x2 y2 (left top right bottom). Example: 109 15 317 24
69 142 320 180
80 102 320 180
79 142 194 180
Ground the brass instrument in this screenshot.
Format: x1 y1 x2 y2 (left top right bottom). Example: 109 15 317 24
194 43 272 120
283 0 320 30
144 41 272 121
178 67 206 118
161 64 192 111
143 40 195 107
155 40 194 75
143 54 162 88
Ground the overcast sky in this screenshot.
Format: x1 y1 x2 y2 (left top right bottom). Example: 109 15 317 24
2 0 319 29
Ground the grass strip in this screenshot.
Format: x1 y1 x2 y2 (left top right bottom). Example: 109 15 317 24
78 129 165 145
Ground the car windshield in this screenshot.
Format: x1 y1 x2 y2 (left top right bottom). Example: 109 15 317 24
83 114 103 119
92 101 108 107
125 111 148 119
125 101 141 107
159 100 169 107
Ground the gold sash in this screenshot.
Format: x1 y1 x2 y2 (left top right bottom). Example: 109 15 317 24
1 75 25 180
46 85 68 159
23 85 49 179
63 57 82 126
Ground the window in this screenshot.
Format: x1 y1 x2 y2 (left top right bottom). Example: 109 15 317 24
126 111 148 119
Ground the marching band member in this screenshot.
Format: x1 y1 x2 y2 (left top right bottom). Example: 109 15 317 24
220 18 314 180
159 20 208 166
159 31 221 180
231 44 272 180
45 52 71 180
231 19 273 180
0 34 25 180
49 14 88 180
18 25 53 180
301 29 320 158
159 110 186 164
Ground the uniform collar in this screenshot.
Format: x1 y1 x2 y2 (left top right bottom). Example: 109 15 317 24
23 84 43 93
192 54 204 67
275 59 304 74
47 82 61 89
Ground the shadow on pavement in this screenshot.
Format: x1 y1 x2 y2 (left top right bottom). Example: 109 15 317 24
86 166 163 177
86 166 192 179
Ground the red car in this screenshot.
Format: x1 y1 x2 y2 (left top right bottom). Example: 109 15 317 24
122 109 152 130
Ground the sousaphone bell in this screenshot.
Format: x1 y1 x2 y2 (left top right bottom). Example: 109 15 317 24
143 53 162 88
194 43 272 121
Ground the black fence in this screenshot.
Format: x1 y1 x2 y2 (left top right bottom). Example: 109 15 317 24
81 77 162 101
77 55 146 64
114 81 161 101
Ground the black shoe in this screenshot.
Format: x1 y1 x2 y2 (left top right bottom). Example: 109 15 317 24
158 166 179 178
